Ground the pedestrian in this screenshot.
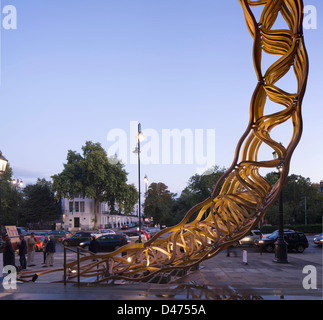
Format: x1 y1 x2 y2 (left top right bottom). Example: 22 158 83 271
89 236 99 254
3 235 16 268
226 245 238 257
120 234 128 257
44 235 56 267
17 234 27 270
27 232 37 267
42 235 49 264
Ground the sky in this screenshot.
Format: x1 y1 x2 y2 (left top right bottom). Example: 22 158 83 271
0 0 322 196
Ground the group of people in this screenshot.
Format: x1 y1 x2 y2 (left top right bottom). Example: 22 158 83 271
2 232 56 271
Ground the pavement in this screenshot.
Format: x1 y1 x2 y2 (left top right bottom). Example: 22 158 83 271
0 236 322 301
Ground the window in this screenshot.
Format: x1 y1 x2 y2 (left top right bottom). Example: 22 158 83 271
286 233 299 241
75 202 79 212
69 202 73 213
80 201 85 212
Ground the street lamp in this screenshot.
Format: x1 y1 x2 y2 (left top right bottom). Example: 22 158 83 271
11 177 24 188
133 123 145 243
0 151 8 235
272 150 288 264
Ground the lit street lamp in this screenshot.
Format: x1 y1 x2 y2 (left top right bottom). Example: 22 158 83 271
11 177 24 188
133 123 145 243
272 150 288 264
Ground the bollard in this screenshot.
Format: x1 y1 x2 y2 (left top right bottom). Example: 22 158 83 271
242 250 248 265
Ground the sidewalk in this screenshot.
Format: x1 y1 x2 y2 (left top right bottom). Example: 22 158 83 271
1 245 322 300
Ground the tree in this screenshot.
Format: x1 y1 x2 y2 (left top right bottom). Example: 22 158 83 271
264 173 323 225
52 141 137 229
144 182 176 226
0 163 24 226
20 178 61 228
172 166 227 222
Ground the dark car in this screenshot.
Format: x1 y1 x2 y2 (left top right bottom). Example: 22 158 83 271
255 230 309 253
48 230 72 242
62 232 92 246
79 234 130 252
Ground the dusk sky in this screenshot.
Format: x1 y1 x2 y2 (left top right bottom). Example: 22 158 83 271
1 0 322 196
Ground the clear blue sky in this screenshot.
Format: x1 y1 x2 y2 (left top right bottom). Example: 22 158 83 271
1 0 322 195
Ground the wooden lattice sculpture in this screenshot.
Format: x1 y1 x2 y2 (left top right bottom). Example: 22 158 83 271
19 0 309 284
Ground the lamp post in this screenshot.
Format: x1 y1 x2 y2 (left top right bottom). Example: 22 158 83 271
272 150 288 264
11 177 24 188
133 123 145 243
0 151 8 235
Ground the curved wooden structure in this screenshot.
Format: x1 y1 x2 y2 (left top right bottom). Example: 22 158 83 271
18 0 308 284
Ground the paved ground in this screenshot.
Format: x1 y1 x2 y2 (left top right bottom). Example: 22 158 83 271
0 236 322 300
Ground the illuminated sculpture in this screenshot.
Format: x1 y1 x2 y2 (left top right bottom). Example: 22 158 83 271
19 0 308 284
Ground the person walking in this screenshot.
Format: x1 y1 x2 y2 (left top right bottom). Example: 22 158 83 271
44 235 56 267
89 236 99 254
17 234 27 270
3 235 16 268
42 235 49 265
120 234 128 257
27 232 37 267
89 236 99 261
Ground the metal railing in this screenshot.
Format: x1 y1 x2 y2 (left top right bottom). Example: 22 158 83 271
63 245 96 287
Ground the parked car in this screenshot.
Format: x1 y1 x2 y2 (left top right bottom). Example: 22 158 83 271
124 230 150 243
255 230 309 253
261 229 295 239
91 229 116 238
238 229 261 246
313 233 323 246
144 227 161 237
17 227 28 236
62 232 92 246
79 234 130 252
48 230 72 242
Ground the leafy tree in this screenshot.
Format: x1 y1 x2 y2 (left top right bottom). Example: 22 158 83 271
264 173 323 225
0 163 24 226
19 178 61 228
172 166 227 222
52 141 137 229
117 183 138 215
144 182 176 226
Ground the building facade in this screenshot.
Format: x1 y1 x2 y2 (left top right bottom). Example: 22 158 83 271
61 197 139 231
